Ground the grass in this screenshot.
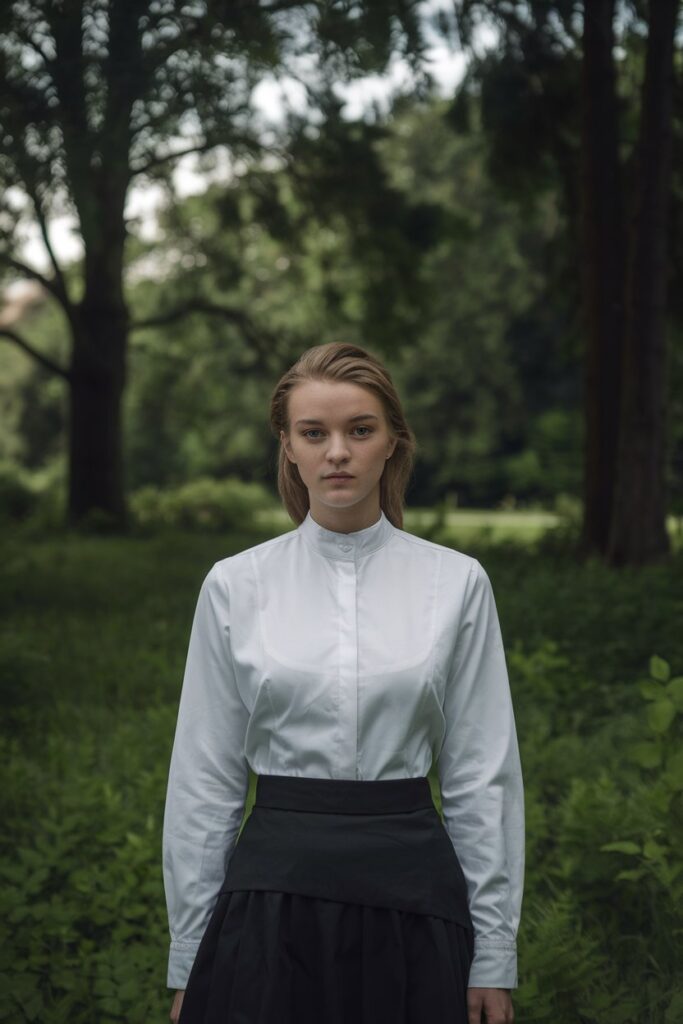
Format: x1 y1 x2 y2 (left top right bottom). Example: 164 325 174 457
253 504 683 549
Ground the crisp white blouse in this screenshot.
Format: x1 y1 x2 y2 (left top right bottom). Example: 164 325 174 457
162 509 525 991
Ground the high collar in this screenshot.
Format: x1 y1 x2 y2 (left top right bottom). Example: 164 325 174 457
298 508 394 561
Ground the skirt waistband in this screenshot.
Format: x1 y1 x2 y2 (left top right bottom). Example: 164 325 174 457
254 773 435 815
223 774 473 930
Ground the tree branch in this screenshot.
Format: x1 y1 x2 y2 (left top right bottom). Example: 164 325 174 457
0 253 62 299
130 298 275 361
0 255 69 307
25 184 73 311
0 327 71 380
131 298 254 329
130 128 270 177
129 142 218 177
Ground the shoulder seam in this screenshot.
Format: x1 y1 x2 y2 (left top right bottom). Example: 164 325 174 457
395 529 477 564
213 528 295 568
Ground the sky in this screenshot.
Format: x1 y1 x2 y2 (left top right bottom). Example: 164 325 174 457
13 9 494 280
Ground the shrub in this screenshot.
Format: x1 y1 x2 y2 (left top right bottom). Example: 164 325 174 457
129 476 277 534
512 654 683 1024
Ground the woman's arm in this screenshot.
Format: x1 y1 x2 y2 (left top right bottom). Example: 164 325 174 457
162 561 251 991
437 558 525 990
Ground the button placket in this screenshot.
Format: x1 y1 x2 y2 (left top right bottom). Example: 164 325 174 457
336 553 358 777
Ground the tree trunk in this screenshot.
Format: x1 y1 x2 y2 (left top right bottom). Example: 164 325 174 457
578 0 625 559
66 159 130 532
67 204 129 534
606 0 678 566
68 308 128 531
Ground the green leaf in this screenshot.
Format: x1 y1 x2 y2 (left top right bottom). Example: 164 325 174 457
647 699 676 733
650 787 673 814
630 741 662 768
650 655 670 682
99 997 122 1014
664 748 683 789
666 676 683 711
639 679 664 701
643 839 667 861
665 991 683 1024
15 990 44 1022
7 906 30 924
600 841 641 855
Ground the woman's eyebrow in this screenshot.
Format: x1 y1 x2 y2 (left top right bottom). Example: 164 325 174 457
295 414 379 426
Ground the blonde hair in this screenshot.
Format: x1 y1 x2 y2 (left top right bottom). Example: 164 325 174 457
270 342 417 528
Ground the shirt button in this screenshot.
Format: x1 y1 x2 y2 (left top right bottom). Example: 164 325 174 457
340 543 352 552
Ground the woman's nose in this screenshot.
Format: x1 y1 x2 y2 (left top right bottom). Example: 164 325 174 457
326 434 351 458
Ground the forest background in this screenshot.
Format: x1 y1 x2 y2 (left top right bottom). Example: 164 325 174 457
1 2 682 1022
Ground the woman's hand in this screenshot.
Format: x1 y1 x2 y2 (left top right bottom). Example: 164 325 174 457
467 986 514 1024
169 989 185 1022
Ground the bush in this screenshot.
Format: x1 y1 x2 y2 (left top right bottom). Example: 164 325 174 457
129 476 277 534
0 710 175 1022
0 458 68 536
511 653 683 1024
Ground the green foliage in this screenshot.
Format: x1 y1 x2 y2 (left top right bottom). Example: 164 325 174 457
117 92 585 509
0 528 268 1020
372 99 581 506
0 2 681 525
0 456 70 535
0 709 179 1021
514 892 621 1023
507 648 683 1023
129 476 278 534
1 529 682 1020
5 81 675 511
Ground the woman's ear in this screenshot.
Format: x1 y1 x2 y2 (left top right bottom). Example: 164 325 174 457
280 430 296 464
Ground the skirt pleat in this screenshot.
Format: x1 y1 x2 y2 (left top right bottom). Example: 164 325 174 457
179 889 474 1024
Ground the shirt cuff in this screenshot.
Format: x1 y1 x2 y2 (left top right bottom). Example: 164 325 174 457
467 939 518 989
167 939 200 990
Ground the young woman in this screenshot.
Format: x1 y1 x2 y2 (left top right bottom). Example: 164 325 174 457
163 341 525 1024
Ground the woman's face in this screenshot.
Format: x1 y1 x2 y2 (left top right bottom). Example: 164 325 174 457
281 379 397 519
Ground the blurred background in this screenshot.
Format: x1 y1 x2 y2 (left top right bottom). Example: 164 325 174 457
1 2 682 1021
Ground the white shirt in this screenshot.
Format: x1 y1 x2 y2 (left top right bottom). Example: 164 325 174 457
162 509 525 991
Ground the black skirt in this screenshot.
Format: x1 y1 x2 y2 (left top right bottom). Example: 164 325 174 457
178 774 475 1024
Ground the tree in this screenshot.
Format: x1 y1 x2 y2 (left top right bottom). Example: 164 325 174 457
135 95 564 508
579 0 625 559
448 0 681 565
0 0 426 530
606 0 679 565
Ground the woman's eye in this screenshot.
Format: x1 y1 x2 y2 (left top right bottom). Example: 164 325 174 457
302 427 373 440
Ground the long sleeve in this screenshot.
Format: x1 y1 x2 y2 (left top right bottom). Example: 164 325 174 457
437 559 525 989
162 562 251 990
